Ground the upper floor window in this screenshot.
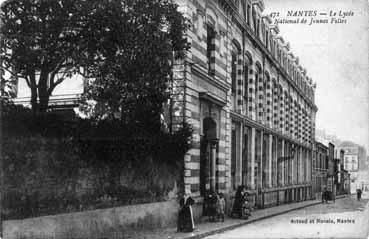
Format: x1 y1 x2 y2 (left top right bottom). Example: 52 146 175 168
231 51 237 94
247 4 251 25
252 7 257 32
206 25 216 75
244 55 252 100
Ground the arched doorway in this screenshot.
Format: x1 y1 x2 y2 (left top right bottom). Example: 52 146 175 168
200 117 218 195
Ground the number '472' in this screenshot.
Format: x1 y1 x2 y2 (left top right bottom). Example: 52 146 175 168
269 12 280 18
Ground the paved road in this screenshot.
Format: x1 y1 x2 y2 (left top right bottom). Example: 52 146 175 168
205 194 369 239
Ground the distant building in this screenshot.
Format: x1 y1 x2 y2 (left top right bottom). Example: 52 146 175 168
312 142 328 198
315 129 341 147
337 141 367 172
337 141 367 192
334 148 345 195
326 143 335 193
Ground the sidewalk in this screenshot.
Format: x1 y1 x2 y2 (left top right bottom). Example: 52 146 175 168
116 195 348 239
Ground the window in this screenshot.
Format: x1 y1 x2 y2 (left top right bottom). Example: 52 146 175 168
206 25 216 75
252 7 257 32
231 122 237 190
244 64 249 99
247 4 251 25
231 52 237 94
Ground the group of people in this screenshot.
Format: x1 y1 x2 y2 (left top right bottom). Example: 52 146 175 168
177 186 253 233
203 190 226 222
231 186 253 219
321 187 335 203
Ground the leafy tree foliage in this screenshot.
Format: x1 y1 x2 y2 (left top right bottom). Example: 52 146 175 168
80 0 189 129
0 0 94 113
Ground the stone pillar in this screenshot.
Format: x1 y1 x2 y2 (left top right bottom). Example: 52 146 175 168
211 141 217 190
258 131 264 189
291 143 295 184
273 136 278 187
268 134 273 187
237 125 243 186
281 139 285 186
296 146 299 184
247 127 256 190
297 147 302 184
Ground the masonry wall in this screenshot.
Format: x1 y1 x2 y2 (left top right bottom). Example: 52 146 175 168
3 135 180 221
3 200 178 239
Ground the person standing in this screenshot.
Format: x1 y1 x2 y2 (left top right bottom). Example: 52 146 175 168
177 197 185 232
217 193 225 222
357 188 362 201
332 185 336 203
232 186 247 218
180 196 195 232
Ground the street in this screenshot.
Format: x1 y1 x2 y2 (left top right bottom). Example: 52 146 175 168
205 195 369 239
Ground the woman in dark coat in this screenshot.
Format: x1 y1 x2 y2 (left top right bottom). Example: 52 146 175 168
178 196 195 232
232 186 246 218
177 197 186 232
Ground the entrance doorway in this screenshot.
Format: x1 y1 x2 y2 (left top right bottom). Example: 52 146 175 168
200 117 218 195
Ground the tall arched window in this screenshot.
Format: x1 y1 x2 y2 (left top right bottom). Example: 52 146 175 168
206 25 216 75
231 47 238 94
244 53 252 110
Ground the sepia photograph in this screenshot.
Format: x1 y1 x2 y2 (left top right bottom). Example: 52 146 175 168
0 0 368 238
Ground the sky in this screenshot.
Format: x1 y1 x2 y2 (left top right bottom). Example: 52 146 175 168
264 0 369 151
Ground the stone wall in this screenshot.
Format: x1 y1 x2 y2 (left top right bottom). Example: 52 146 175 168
3 135 181 221
3 200 179 239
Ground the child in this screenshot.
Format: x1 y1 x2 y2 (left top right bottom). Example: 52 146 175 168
217 193 226 222
241 193 252 219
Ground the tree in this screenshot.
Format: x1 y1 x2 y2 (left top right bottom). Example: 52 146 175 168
0 0 92 113
80 0 189 129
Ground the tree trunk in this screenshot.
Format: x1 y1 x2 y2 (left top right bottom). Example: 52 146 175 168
38 71 50 113
30 78 39 115
38 92 50 113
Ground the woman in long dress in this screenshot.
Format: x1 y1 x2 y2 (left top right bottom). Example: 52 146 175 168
178 196 195 232
232 186 246 218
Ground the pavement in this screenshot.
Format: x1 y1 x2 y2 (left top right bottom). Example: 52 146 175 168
115 194 350 239
204 194 369 239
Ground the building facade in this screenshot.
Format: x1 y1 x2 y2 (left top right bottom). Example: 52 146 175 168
337 141 367 192
338 142 367 172
334 148 346 195
312 142 328 198
173 0 317 213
